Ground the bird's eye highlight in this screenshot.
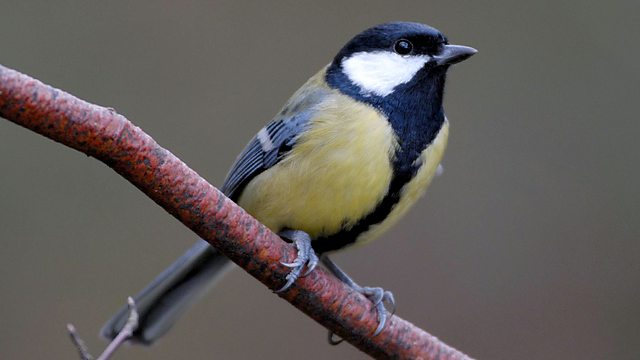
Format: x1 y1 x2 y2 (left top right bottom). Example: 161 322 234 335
393 39 413 55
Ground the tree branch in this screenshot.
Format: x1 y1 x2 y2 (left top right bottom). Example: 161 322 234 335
0 64 473 359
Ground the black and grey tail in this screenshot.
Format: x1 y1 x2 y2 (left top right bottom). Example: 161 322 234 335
100 240 233 345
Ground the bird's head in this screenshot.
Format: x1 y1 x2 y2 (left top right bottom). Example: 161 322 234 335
326 22 476 100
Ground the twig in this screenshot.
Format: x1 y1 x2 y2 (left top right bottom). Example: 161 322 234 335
0 64 473 359
66 297 139 360
96 297 138 360
67 324 93 360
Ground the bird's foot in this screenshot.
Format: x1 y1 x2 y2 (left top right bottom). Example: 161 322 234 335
320 256 396 342
358 286 396 335
276 230 319 293
327 286 395 344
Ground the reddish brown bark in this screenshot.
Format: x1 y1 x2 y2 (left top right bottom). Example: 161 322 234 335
0 64 473 360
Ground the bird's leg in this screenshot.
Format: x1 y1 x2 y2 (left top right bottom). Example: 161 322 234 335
275 229 319 293
321 256 396 339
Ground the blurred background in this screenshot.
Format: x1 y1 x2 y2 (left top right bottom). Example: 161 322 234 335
1 1 638 359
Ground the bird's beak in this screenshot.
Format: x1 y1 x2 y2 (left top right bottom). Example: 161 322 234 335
434 45 477 66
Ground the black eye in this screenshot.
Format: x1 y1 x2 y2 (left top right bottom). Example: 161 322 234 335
393 39 413 55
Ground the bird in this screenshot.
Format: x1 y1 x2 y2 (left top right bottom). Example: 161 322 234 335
102 21 476 345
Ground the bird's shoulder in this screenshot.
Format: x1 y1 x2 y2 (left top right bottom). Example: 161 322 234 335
220 67 336 198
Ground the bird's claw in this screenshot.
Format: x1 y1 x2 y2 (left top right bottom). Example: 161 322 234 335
328 331 344 345
321 256 397 342
276 230 318 293
327 286 395 345
281 260 302 268
361 286 396 336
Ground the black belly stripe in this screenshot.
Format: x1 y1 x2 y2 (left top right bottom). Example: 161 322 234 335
312 169 414 254
311 111 446 254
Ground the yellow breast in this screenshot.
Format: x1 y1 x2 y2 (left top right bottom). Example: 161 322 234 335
237 92 397 239
353 120 449 247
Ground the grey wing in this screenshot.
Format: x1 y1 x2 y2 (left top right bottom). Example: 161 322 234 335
220 86 330 200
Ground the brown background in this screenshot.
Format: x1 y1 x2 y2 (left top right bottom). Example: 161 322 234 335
1 1 638 359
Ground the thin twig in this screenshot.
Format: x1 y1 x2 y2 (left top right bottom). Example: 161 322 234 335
66 298 139 360
96 297 138 360
67 324 94 360
0 64 473 359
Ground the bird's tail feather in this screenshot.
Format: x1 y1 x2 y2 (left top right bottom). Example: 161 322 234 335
100 240 233 345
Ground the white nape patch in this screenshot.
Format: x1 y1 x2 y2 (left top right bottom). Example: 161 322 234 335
436 164 444 177
257 128 274 152
341 51 430 97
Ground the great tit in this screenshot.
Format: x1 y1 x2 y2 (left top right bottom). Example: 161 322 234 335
102 21 476 345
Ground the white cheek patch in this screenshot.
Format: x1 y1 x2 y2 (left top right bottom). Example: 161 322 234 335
341 51 430 97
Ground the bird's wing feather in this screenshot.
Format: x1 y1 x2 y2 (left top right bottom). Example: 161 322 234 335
221 84 331 199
